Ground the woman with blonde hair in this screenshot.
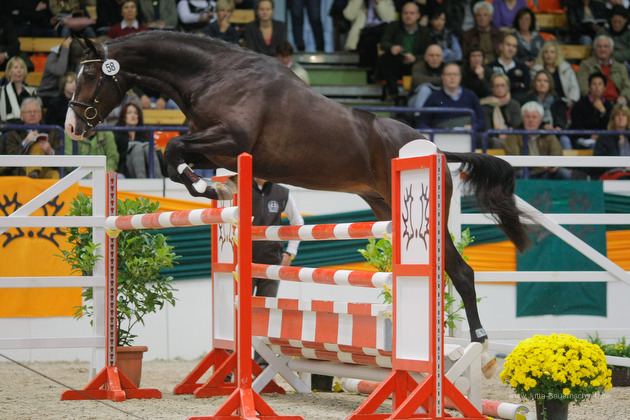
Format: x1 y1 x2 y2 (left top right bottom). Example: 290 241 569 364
0 56 36 124
590 104 630 179
531 40 580 105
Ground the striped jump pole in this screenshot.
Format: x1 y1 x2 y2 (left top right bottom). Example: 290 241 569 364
251 263 391 288
251 221 391 241
105 206 238 233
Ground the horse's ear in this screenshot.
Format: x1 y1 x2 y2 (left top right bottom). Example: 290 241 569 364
78 35 99 56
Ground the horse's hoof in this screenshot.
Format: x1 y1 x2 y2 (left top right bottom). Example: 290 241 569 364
212 181 234 200
481 355 498 379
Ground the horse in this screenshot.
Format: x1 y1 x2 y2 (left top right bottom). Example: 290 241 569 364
65 31 531 375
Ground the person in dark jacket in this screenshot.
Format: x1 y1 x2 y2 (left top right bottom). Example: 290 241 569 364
590 103 630 179
461 1 502 64
0 16 21 72
570 72 614 149
567 0 608 46
243 0 287 56
252 178 304 297
461 45 493 99
378 2 432 99
203 0 240 44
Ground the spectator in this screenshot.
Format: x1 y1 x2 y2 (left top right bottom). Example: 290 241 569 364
489 33 531 104
137 0 178 29
37 37 83 108
408 44 444 108
492 0 528 30
177 0 215 33
203 0 239 43
394 0 440 26
0 57 36 124
513 7 544 68
342 0 396 51
571 72 614 148
50 0 97 39
504 101 572 180
244 0 287 56
235 0 255 8
114 102 162 178
252 177 304 297
461 2 502 64
8 0 58 37
44 72 76 128
378 2 431 100
590 103 630 179
531 40 581 105
0 15 21 73
3 98 62 178
567 0 608 46
525 69 571 149
442 0 485 38
598 5 630 75
481 73 522 148
428 9 462 63
291 0 325 51
417 62 485 131
108 0 149 39
95 0 124 36
577 34 630 103
64 130 119 173
461 45 493 99
275 41 310 85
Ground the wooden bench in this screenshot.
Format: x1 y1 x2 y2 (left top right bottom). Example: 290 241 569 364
0 71 43 86
559 45 592 60
18 37 65 53
563 149 594 156
230 9 255 24
143 109 187 125
536 13 568 29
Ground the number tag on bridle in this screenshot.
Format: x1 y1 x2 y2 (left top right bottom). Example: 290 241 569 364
102 59 120 76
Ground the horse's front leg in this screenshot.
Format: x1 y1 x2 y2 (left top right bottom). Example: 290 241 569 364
164 128 244 200
444 231 497 378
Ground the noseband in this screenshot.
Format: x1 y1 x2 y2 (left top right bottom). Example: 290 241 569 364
69 44 124 132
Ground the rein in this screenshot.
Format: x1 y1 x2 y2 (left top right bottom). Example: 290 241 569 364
69 44 124 132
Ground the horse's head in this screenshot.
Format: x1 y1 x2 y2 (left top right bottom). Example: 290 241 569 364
65 37 125 140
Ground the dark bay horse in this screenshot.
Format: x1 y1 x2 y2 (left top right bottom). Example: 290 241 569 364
65 32 530 372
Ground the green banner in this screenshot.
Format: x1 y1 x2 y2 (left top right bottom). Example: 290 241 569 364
515 180 607 317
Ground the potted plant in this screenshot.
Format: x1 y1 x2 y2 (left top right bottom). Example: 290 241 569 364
500 333 612 420
589 334 630 387
58 194 179 386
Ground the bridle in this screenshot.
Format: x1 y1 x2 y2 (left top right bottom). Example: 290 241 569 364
69 44 124 132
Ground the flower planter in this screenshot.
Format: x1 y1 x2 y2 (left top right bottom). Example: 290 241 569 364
535 398 569 420
116 346 148 387
611 367 630 387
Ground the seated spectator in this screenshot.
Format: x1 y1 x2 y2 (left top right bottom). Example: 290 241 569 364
203 0 239 43
531 41 581 105
177 0 215 33
0 15 21 72
137 0 178 29
571 72 614 148
50 0 97 39
343 0 396 51
378 2 431 100
44 72 76 128
65 129 119 173
95 0 124 36
461 2 502 65
37 37 82 108
244 0 288 56
590 103 630 179
598 5 630 75
115 103 162 178
8 0 58 37
3 98 62 178
525 69 571 149
489 33 531 104
442 0 485 38
0 57 36 124
577 35 630 103
567 0 608 46
504 101 572 180
108 0 149 39
492 0 529 31
417 62 486 131
408 44 444 108
428 9 462 63
276 41 310 85
481 73 522 149
513 8 544 68
461 45 493 99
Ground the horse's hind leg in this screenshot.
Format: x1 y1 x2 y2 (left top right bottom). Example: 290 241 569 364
445 230 497 378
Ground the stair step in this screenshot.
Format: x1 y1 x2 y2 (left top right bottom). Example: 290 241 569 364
295 52 359 65
312 84 383 98
307 67 368 86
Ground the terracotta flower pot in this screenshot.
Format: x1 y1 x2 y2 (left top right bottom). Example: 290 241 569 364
116 346 148 387
535 398 569 420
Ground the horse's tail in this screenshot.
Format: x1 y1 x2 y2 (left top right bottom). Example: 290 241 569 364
442 151 532 252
